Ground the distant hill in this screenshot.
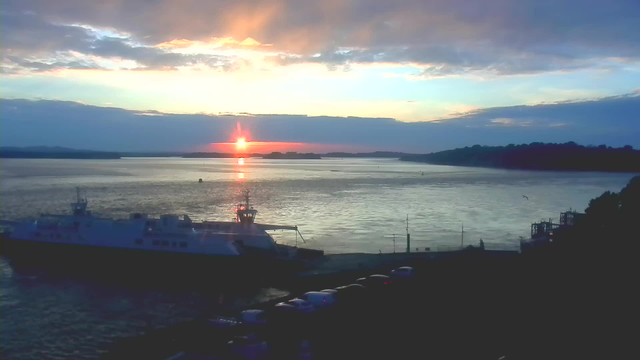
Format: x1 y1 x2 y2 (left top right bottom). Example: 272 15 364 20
0 146 120 159
120 152 186 157
400 142 640 172
1 146 86 153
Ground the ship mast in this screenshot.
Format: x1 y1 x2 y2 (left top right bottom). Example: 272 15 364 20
236 190 257 224
71 187 88 216
244 190 251 209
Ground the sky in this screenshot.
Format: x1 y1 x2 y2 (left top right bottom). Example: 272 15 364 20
1 0 639 152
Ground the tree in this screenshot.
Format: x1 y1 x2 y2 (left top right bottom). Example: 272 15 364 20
582 176 639 249
585 191 620 228
619 176 640 220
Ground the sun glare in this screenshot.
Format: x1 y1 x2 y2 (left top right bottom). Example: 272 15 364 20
236 137 246 149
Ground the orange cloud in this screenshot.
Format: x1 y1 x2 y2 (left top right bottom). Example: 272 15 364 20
223 2 283 43
155 39 198 48
155 36 271 49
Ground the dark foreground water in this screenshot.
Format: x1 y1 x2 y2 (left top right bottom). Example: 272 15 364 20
0 257 289 360
0 157 636 359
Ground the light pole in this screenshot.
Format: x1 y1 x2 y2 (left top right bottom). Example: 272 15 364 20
384 234 397 253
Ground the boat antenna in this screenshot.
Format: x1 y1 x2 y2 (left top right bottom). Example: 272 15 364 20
244 189 250 208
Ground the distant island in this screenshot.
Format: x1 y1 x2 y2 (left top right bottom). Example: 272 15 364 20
400 142 640 172
182 152 251 158
181 151 412 159
324 151 409 158
0 147 415 160
0 146 120 159
263 152 322 159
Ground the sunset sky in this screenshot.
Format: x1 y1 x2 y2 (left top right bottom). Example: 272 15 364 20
1 0 639 152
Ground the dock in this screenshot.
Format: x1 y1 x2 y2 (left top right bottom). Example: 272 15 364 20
104 248 522 360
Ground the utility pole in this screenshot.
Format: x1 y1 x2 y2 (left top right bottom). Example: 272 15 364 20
461 222 464 249
384 234 398 253
392 234 396 253
406 214 411 253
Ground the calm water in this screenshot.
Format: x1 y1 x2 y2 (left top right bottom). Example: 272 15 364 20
0 157 635 359
1 157 635 251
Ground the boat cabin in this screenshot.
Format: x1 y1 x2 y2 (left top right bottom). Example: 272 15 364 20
235 190 258 225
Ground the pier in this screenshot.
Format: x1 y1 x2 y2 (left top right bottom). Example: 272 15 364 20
105 248 526 360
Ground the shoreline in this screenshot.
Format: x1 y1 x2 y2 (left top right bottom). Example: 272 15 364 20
400 158 640 173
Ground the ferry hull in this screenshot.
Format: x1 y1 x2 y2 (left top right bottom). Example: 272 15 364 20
0 236 305 282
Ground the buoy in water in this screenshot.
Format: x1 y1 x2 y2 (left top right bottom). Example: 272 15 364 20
198 178 203 183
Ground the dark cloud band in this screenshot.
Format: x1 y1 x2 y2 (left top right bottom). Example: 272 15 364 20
1 94 638 152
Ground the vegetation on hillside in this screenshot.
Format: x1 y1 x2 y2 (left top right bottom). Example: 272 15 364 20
401 142 640 172
583 176 640 239
535 176 640 254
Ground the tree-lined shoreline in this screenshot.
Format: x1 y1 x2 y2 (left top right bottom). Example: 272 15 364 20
400 142 640 172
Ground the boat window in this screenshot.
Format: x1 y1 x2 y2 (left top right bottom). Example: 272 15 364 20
180 242 188 248
35 232 41 237
171 242 176 247
135 239 143 245
161 240 169 246
152 240 160 246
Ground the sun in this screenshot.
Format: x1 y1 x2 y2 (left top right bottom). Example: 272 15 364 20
236 137 246 150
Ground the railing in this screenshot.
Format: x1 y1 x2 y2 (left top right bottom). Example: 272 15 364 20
375 238 522 254
484 243 520 252
437 245 464 252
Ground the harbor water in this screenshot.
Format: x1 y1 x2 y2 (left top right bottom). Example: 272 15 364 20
0 157 635 359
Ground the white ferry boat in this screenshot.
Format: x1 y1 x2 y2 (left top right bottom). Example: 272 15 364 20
0 189 323 271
